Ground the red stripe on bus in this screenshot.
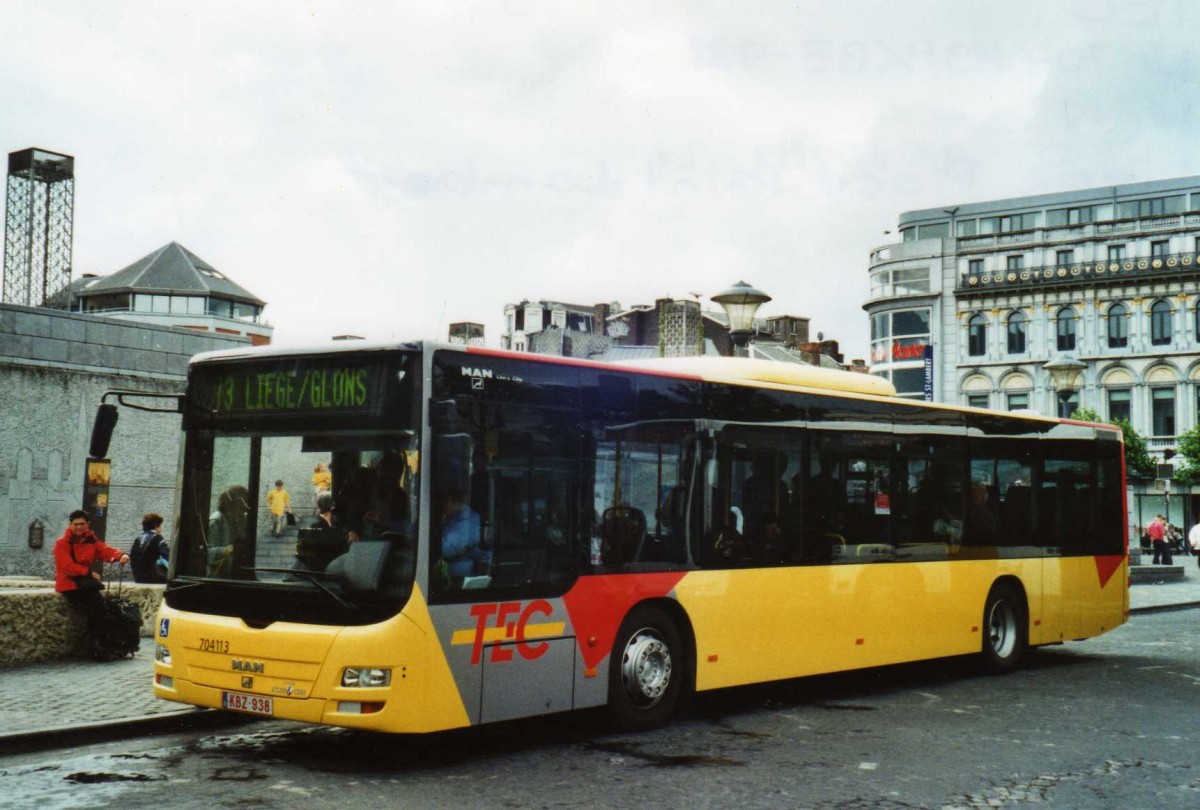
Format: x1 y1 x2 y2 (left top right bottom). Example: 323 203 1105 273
1094 554 1125 589
562 573 688 670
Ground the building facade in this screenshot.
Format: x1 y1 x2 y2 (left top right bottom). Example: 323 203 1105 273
500 297 843 365
867 176 1200 461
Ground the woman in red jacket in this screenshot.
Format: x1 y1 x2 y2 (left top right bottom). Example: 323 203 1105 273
54 509 130 658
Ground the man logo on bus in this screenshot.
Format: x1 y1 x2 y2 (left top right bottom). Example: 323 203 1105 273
461 366 493 390
463 600 557 665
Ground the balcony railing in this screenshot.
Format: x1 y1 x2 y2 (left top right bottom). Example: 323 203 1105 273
954 211 1200 251
1148 437 1177 454
957 251 1200 293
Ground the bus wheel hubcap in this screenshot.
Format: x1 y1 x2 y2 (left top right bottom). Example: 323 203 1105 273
988 600 1016 658
622 629 671 706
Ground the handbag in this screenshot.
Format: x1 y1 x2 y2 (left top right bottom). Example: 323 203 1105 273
68 542 105 591
286 511 296 526
72 575 104 592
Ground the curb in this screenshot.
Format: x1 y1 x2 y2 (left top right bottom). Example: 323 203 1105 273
0 708 253 755
1129 600 1200 616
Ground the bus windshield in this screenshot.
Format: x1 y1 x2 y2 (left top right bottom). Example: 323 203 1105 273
169 350 419 625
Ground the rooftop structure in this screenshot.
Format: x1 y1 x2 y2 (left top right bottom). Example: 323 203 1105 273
66 241 272 345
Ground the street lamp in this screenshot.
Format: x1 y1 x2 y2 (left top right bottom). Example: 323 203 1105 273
1043 353 1087 419
712 281 772 357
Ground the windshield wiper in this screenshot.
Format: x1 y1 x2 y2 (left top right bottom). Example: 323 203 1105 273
242 567 355 610
165 577 208 593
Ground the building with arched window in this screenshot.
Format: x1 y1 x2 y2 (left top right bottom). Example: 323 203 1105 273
867 175 1200 470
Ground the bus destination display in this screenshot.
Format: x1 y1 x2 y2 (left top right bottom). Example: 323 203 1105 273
191 360 388 421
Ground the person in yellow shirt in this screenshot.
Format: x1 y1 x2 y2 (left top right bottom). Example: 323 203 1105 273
267 480 292 537
311 463 332 508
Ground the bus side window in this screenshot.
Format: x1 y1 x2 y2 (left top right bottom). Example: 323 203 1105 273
894 436 964 557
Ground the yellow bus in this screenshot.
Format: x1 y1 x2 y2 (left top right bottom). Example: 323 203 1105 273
102 342 1128 732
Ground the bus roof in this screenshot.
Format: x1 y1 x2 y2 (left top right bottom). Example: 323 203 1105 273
613 356 897 397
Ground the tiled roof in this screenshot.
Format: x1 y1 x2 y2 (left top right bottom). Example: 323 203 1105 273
78 242 264 305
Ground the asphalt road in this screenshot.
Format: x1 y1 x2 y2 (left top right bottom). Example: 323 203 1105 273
3 608 1197 810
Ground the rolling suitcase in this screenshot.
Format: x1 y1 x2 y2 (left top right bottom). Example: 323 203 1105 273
94 568 142 661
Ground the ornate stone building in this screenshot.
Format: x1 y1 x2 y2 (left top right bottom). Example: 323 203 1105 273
868 176 1200 530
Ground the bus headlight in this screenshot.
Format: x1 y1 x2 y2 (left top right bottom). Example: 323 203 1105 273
155 643 171 665
342 667 391 688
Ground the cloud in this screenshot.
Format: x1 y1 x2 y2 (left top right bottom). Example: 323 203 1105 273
2 1 1197 357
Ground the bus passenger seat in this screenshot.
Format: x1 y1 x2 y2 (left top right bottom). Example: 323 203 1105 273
600 505 646 565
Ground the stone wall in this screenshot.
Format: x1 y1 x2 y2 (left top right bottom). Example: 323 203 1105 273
0 579 164 666
0 302 248 577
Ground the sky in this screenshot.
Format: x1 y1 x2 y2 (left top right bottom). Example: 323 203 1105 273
3 1 1200 360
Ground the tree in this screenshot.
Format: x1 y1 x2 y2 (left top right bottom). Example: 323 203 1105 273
1112 418 1156 481
1174 425 1200 487
1069 407 1156 480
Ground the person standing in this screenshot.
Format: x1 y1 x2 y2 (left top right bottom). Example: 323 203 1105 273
54 510 130 659
1149 514 1171 565
266 480 292 537
311 463 332 507
129 512 169 583
1189 520 1200 570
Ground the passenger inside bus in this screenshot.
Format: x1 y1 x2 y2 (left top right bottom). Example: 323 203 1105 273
206 484 250 576
439 489 489 580
361 485 413 540
293 492 348 573
713 508 746 562
965 481 1001 546
741 453 790 546
801 452 843 533
336 465 378 543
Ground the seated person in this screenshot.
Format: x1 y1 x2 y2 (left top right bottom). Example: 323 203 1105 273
293 493 349 573
440 490 490 578
361 486 413 540
713 509 748 563
753 512 789 565
966 482 1001 545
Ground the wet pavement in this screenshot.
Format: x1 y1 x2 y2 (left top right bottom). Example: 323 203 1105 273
1 562 1198 749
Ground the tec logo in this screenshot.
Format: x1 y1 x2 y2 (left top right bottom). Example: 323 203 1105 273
159 618 170 638
451 600 565 665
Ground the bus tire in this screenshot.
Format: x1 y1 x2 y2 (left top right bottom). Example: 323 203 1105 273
981 583 1026 673
607 606 684 731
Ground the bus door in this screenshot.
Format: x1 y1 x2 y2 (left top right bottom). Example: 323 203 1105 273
430 398 583 724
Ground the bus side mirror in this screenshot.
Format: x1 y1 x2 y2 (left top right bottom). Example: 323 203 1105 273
89 404 119 458
433 433 471 494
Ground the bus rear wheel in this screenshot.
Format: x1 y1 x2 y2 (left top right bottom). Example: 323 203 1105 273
607 606 684 730
981 583 1026 672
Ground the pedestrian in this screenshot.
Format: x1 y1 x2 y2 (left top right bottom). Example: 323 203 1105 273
129 512 169 583
1190 521 1200 570
1149 514 1172 565
267 479 292 537
53 509 130 659
311 462 332 507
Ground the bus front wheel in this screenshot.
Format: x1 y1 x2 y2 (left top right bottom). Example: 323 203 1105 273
981 583 1026 672
607 606 684 730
